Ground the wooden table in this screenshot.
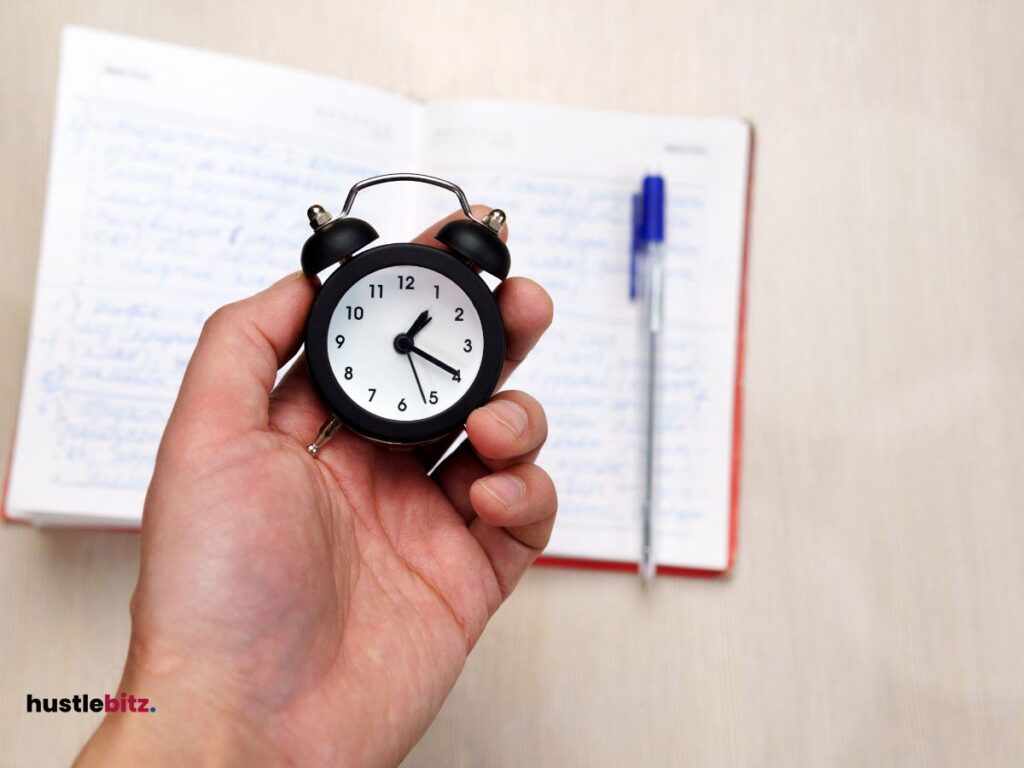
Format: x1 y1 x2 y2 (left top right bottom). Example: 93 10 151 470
2 1 1021 765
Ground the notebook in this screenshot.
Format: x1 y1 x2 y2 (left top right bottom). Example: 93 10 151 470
4 26 752 575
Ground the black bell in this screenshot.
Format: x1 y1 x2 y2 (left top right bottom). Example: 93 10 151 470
301 213 379 276
436 213 510 280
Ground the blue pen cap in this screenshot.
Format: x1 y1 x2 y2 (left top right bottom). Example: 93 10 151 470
641 175 665 243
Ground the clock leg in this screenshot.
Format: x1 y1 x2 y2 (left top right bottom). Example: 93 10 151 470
306 415 342 457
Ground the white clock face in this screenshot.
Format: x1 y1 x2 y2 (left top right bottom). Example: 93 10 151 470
326 265 485 421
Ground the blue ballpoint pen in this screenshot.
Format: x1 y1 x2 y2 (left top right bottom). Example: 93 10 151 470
639 175 665 587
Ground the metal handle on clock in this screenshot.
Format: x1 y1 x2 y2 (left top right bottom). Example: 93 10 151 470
339 173 478 222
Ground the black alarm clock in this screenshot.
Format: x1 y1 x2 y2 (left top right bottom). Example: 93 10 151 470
300 174 510 454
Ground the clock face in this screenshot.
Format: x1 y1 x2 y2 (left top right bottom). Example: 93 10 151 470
326 265 485 422
305 243 505 445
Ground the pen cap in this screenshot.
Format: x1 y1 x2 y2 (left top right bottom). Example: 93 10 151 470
641 175 665 243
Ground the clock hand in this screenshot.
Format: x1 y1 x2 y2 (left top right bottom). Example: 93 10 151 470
409 345 460 378
405 309 432 339
406 352 427 404
392 310 432 357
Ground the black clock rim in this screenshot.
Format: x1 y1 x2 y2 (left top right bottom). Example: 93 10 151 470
304 242 506 445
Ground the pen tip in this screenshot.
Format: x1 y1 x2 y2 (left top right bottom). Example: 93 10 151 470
640 564 654 590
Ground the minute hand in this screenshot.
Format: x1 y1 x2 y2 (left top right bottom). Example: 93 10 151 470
409 345 460 377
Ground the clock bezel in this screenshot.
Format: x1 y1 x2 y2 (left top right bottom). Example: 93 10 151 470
305 242 506 445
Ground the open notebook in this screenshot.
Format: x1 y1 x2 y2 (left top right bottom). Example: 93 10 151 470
5 27 752 575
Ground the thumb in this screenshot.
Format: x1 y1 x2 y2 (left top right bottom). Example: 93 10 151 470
166 271 317 446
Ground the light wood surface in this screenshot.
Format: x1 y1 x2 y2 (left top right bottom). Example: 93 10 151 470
2 1 1022 765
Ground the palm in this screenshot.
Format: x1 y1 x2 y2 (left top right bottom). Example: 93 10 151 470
139 424 499 763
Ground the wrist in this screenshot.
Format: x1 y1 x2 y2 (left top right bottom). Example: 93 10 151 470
75 647 273 766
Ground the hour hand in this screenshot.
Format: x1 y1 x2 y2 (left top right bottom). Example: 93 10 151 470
409 345 460 377
405 310 432 339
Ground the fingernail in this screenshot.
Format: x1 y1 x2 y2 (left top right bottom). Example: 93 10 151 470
270 270 303 287
480 474 525 508
483 400 528 439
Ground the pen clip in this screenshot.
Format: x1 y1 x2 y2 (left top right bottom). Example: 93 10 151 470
629 191 643 301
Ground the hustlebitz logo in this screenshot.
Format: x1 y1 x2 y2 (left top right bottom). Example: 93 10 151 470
26 693 155 714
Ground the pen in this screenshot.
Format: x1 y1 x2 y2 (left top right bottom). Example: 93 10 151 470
639 175 665 588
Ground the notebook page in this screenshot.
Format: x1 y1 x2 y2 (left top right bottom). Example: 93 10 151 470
420 102 749 570
6 27 423 524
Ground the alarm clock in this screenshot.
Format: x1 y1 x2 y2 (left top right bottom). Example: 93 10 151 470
300 173 510 453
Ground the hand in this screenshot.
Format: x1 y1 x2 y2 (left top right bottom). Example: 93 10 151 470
76 207 556 767
405 350 427 404
401 309 433 403
404 309 432 339
410 344 460 377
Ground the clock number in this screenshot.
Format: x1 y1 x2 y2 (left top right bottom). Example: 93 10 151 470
398 398 408 412
346 305 364 320
367 388 376 402
452 370 461 382
397 275 414 290
334 334 345 348
429 391 438 405
344 366 353 380
434 284 440 299
463 339 472 352
454 307 464 322
369 284 383 298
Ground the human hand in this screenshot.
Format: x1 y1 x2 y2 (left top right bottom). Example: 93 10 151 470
76 209 555 767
